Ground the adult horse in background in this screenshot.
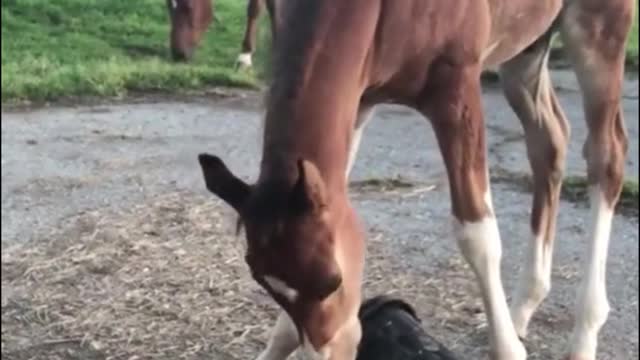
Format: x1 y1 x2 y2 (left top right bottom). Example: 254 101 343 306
166 0 277 66
198 0 635 359
166 0 213 61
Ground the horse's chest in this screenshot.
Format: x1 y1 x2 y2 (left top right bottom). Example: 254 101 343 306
482 0 563 66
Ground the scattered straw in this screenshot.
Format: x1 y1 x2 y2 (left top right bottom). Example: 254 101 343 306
2 187 569 359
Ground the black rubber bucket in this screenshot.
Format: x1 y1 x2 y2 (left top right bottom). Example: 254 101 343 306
357 296 462 360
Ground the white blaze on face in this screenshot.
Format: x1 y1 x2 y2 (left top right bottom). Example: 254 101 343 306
263 275 299 303
171 0 178 9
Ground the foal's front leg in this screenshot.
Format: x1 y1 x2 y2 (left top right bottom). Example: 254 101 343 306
346 104 375 180
422 64 526 360
256 311 299 360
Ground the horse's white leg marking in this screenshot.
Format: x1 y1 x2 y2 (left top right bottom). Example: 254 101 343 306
302 315 361 360
511 232 553 337
568 186 613 358
499 34 568 338
264 275 299 303
328 315 361 360
256 311 299 360
302 334 331 360
236 52 254 68
558 2 633 355
346 106 375 180
453 193 526 360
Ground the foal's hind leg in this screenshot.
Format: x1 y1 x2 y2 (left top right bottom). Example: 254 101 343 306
422 64 526 360
559 1 634 358
499 31 570 338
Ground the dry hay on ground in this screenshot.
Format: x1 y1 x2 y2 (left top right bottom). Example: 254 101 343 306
2 190 493 360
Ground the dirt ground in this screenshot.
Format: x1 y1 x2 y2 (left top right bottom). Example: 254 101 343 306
1 71 638 359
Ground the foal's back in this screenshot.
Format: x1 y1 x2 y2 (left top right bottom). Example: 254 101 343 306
349 0 563 103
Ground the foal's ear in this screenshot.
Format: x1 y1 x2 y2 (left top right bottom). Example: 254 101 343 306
291 159 327 212
198 153 251 213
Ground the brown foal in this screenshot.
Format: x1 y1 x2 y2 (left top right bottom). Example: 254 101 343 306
198 0 635 359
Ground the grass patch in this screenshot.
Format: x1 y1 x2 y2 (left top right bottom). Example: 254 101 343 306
1 1 638 102
627 7 639 68
550 7 639 69
492 168 639 218
350 177 416 191
1 0 265 102
562 176 639 218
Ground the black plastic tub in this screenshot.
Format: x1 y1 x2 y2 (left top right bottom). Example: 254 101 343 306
357 296 462 360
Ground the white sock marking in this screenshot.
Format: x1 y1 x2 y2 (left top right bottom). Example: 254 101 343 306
510 232 552 338
236 52 253 68
453 205 526 359
346 106 374 180
569 186 613 358
256 312 299 360
302 315 361 360
302 334 332 360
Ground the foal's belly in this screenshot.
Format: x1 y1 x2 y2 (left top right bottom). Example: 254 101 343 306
481 0 563 67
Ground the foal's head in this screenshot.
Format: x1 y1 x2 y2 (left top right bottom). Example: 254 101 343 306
166 0 213 61
198 154 343 309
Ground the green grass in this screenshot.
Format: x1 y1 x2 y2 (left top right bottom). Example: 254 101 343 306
628 9 639 67
562 176 638 217
1 0 267 102
1 0 639 102
549 7 639 68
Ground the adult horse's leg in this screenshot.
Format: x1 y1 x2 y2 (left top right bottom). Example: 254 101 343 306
422 64 526 360
346 105 375 180
264 0 278 42
499 30 570 338
255 311 299 360
559 1 634 358
236 0 265 70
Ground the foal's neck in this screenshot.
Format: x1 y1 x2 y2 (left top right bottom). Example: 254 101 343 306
258 76 362 193
260 120 347 191
257 0 375 193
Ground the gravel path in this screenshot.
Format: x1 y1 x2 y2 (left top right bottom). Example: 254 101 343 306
2 71 638 359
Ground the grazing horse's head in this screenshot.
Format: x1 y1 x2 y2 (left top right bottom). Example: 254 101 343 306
198 154 343 308
166 0 213 61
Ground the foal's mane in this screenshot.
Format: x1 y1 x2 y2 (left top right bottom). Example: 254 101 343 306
240 0 329 238
265 0 325 117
